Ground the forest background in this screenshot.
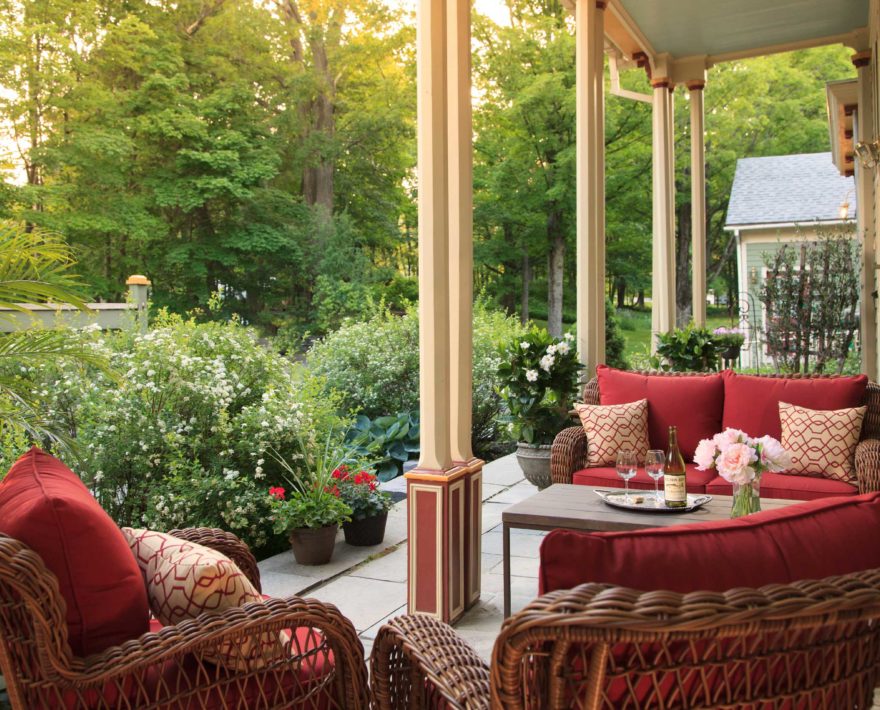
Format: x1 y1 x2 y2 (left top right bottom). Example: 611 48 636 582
0 0 856 349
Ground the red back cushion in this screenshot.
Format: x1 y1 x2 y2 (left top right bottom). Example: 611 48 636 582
0 447 149 656
539 492 880 595
721 370 868 440
595 365 723 459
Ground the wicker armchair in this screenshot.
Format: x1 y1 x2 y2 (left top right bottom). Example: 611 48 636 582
0 527 369 709
551 373 880 492
370 569 880 709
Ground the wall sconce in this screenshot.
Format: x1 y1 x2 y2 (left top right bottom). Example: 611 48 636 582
749 266 758 286
854 139 880 169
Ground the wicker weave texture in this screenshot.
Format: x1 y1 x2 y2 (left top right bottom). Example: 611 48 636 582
0 528 369 709
551 372 880 489
371 569 880 709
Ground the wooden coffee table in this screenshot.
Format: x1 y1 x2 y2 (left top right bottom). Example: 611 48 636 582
501 483 799 617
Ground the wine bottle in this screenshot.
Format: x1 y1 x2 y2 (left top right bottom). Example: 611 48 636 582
664 426 687 509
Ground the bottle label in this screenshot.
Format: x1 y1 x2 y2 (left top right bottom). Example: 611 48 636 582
664 476 687 503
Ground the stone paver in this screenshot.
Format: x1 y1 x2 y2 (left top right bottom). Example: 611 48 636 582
305 575 407 633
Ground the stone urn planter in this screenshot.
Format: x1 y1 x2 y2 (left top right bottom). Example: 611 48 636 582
516 443 553 489
288 524 338 565
343 512 388 547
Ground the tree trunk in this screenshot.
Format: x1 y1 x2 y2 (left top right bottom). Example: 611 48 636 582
521 251 530 325
637 289 645 309
615 278 626 309
676 200 691 326
547 209 565 338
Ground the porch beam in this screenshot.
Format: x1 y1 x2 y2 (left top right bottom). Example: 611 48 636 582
651 78 676 344
853 50 877 380
688 80 707 327
576 0 606 375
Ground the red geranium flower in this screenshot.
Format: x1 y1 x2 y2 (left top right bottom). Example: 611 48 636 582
269 486 286 501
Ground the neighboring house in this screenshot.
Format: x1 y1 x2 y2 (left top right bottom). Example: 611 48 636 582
724 152 856 366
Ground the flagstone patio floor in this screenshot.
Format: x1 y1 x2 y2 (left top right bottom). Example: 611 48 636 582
257 452 540 660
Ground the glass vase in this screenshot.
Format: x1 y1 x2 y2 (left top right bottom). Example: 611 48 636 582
730 477 762 518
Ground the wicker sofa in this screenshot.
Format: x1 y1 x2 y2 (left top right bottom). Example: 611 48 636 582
0 527 370 709
371 493 880 708
551 368 880 499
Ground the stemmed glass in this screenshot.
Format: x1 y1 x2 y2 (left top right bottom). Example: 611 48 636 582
615 449 637 504
645 450 665 506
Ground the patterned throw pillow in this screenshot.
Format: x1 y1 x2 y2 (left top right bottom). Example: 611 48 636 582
779 401 866 482
575 398 650 467
122 528 288 668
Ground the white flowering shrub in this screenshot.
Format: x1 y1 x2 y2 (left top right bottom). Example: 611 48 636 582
8 312 345 554
307 303 525 458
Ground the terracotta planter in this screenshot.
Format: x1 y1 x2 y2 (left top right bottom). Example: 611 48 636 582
343 512 388 546
288 524 338 565
516 442 553 489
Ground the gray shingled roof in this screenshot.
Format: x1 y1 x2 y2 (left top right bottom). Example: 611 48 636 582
725 152 856 227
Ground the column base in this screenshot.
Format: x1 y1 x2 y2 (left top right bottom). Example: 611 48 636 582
406 461 481 623
456 458 484 612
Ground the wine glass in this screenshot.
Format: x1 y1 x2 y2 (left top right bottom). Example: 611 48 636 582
615 449 637 504
645 450 665 506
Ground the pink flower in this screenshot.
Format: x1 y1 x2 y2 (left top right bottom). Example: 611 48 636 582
716 442 758 485
754 435 792 473
693 438 717 470
712 428 749 451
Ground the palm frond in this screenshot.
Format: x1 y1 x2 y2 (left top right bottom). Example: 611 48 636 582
0 330 119 380
0 222 89 312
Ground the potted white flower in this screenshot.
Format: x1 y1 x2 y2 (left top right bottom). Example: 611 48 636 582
497 329 582 489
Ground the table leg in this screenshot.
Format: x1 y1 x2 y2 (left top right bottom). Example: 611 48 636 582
503 522 511 618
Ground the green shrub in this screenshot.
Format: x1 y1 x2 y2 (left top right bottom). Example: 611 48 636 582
8 313 347 555
650 324 719 372
604 300 628 370
306 302 526 458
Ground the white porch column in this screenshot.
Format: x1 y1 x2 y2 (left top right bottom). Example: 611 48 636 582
688 80 707 327
407 0 473 625
854 50 877 380
575 0 606 375
414 0 451 475
446 0 483 613
651 78 676 344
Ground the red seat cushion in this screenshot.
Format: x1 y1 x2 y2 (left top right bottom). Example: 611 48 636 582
721 370 868 440
595 365 723 459
0 447 149 656
706 472 859 500
539 491 880 595
572 464 715 494
55 625 335 709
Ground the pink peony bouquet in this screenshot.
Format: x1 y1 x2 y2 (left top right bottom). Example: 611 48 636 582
694 428 792 485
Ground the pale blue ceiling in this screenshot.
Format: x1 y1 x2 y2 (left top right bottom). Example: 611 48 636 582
619 0 870 59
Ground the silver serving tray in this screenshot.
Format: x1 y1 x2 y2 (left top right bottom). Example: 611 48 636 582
594 489 712 514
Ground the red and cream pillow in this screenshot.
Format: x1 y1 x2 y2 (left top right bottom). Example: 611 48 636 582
779 401 866 482
122 528 287 668
575 398 650 467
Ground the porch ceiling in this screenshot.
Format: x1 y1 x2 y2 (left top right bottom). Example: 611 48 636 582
617 0 869 62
